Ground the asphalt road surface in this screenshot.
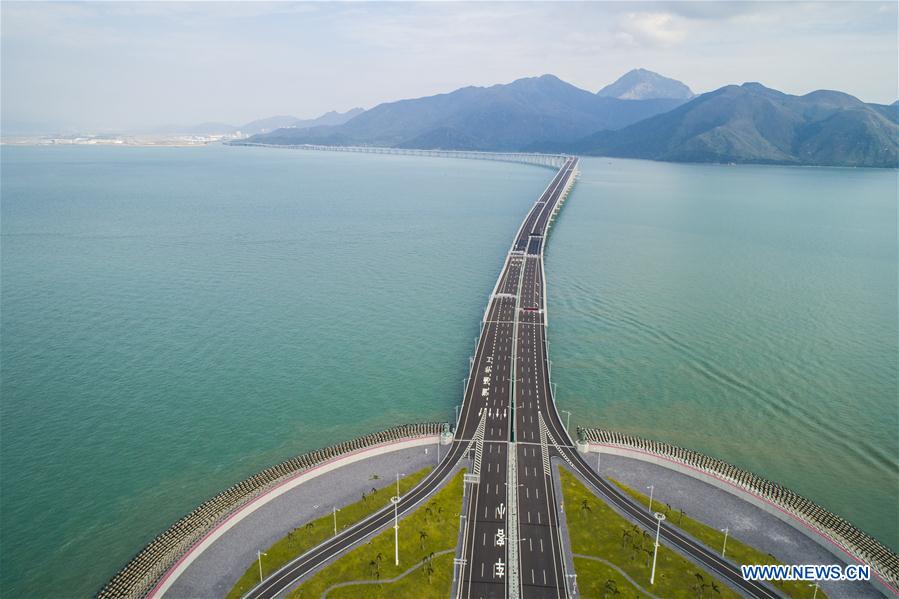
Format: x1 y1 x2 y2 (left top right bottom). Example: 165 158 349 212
456 158 577 599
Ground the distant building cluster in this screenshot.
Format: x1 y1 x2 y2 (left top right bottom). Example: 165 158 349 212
2 132 248 147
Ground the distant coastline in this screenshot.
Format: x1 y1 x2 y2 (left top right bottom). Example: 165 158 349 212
0 135 241 147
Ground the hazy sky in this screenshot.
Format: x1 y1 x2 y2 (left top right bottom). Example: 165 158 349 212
2 1 897 133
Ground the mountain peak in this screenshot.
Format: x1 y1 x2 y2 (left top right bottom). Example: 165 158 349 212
740 82 779 94
505 73 568 88
597 69 694 100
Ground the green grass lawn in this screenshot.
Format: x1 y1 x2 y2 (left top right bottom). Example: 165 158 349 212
287 468 465 598
609 477 826 599
572 556 650 598
560 467 739 599
226 467 433 599
318 552 455 599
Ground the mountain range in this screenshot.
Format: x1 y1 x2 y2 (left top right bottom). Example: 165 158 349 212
245 69 898 168
249 73 685 151
568 83 898 168
239 109 365 135
147 108 364 136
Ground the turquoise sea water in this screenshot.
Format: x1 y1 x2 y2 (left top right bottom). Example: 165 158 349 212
548 158 898 551
1 146 896 597
0 145 553 597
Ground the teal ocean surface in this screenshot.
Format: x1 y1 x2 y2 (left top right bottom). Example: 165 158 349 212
1 146 896 597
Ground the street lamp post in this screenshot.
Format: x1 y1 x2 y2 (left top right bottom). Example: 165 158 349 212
561 410 572 434
391 495 401 566
650 512 666 585
396 472 405 497
256 550 267 583
647 485 655 513
721 527 729 557
809 583 819 599
332 506 340 536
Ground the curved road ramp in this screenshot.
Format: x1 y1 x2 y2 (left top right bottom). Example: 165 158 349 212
579 427 899 596
97 423 444 599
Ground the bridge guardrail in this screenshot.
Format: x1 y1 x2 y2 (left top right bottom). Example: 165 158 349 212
97 422 445 599
578 427 899 590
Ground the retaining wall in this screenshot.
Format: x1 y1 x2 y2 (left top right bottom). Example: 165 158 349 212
578 427 899 595
97 423 444 599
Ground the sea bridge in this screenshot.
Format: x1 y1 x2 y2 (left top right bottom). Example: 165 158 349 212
242 156 783 599
227 141 569 169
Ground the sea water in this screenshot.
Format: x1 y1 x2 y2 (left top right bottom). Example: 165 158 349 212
1 146 895 597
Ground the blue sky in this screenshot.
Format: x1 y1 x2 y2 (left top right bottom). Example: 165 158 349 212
2 1 897 133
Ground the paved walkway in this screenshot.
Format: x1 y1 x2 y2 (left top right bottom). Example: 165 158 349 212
572 553 663 599
319 548 455 598
165 444 440 598
589 453 883 598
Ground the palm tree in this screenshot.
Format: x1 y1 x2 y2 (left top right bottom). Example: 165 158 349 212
692 572 706 598
602 579 619 598
620 529 631 548
368 560 377 577
580 499 591 513
419 530 428 549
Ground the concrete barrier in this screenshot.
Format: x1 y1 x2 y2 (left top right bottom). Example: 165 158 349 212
97 423 445 599
578 427 899 596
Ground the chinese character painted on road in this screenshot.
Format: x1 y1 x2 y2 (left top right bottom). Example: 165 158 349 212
494 559 505 579
494 528 506 547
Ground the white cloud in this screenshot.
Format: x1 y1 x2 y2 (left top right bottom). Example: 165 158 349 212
618 11 687 47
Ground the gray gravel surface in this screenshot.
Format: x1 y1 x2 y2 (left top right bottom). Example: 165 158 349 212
591 453 883 598
166 444 440 599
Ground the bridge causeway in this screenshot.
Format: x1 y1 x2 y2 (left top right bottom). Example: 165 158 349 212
244 155 781 599
228 142 569 170
454 156 578 599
